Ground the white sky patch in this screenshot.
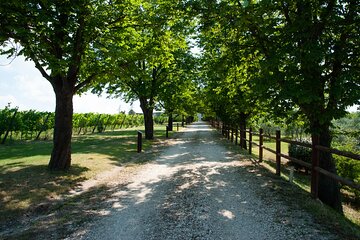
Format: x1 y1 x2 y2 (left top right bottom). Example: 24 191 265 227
74 93 141 114
0 55 142 113
347 105 359 112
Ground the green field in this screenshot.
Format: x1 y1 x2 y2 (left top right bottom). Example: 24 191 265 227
0 125 174 224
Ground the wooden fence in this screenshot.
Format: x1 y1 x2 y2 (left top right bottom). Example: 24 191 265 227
210 120 360 199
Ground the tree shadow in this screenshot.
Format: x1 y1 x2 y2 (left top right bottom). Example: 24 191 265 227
0 126 170 235
2 122 357 239
0 141 52 160
0 164 88 226
57 149 334 239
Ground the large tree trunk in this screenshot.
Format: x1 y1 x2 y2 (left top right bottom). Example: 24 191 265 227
239 113 247 149
140 98 154 140
48 88 74 170
167 111 173 131
143 108 154 140
312 121 343 212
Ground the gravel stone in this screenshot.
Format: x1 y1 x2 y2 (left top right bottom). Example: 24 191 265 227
72 122 337 240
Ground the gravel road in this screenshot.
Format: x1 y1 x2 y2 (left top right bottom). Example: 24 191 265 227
73 121 336 240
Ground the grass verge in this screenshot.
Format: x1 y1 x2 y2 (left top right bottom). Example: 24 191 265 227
0 125 174 230
218 130 360 239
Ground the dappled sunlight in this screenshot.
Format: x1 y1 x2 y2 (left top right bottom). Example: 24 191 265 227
112 201 124 210
97 210 112 216
183 122 214 133
134 187 152 204
218 209 235 220
70 122 290 239
94 145 256 217
0 164 89 224
160 152 189 160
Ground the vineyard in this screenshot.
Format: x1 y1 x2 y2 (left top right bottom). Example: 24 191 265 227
0 105 168 143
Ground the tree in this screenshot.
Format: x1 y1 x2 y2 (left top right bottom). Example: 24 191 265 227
92 0 191 139
197 7 265 149
197 0 360 212
0 1 126 170
157 50 199 131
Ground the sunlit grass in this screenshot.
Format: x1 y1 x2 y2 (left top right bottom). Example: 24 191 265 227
0 125 171 223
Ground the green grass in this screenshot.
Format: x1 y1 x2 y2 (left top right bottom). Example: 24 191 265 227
219 131 360 239
254 136 359 224
236 134 360 228
0 125 173 225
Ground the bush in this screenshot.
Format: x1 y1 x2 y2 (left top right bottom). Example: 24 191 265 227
288 139 312 173
334 147 360 200
154 114 167 125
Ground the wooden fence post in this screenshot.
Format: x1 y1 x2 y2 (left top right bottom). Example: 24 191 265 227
276 130 281 176
137 131 142 153
227 125 230 140
259 128 263 162
249 127 252 155
235 127 238 145
311 134 320 199
231 127 234 142
177 123 179 131
239 128 242 149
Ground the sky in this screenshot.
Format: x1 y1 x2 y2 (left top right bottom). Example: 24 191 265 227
0 55 142 114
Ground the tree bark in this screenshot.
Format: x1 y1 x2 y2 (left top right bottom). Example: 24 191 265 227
140 98 154 140
167 111 173 131
48 87 74 170
239 113 248 149
312 121 343 213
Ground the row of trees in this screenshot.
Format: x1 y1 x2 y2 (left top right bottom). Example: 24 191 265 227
0 1 199 170
195 0 359 212
1 0 359 212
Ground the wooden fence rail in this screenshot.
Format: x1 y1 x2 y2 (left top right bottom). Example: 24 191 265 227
209 120 360 198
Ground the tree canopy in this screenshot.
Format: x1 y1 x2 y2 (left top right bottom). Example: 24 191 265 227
196 0 359 212
91 0 197 139
1 0 359 212
0 1 134 169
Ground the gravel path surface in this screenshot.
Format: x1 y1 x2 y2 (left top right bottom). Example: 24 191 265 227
73 121 336 240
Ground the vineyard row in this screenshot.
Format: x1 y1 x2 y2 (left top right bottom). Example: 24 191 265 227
0 107 168 142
